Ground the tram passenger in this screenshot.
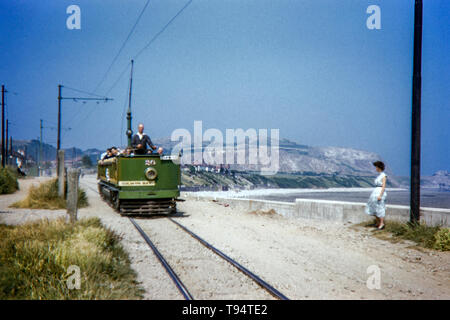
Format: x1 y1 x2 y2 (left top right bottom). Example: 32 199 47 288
124 147 134 156
101 148 113 160
111 147 121 157
131 123 159 155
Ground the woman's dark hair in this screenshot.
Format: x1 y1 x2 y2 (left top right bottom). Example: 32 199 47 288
373 161 385 171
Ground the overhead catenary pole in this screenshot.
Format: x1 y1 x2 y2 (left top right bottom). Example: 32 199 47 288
126 60 134 147
39 119 43 176
410 0 423 224
1 85 5 168
57 84 62 176
56 84 112 177
9 136 12 160
5 120 8 165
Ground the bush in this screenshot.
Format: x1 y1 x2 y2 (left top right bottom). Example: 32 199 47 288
0 217 144 299
0 167 19 194
10 179 88 209
433 228 450 251
365 220 450 251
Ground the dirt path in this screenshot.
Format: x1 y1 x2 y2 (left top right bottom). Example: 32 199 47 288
1 175 449 300
0 176 66 225
176 199 449 299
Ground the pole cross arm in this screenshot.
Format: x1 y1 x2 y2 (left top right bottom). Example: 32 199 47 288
60 97 113 101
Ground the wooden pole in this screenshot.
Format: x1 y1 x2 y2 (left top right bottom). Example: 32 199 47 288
67 168 80 223
58 150 65 197
410 0 423 224
5 120 8 165
57 85 62 176
1 85 5 168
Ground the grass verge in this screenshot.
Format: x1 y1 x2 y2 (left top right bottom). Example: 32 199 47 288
0 167 19 194
360 220 450 251
10 178 88 209
0 217 144 299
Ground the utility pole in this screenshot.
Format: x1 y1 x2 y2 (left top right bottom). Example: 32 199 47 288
57 84 62 176
9 136 12 163
56 84 112 176
410 0 423 224
39 119 43 176
126 60 134 147
1 85 5 168
5 120 8 165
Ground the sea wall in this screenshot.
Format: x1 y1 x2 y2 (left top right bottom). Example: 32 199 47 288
182 193 450 227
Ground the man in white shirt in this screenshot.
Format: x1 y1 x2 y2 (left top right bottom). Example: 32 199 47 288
131 123 162 155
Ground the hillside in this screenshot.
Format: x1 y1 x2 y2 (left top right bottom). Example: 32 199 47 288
154 137 388 176
11 139 103 162
180 170 395 190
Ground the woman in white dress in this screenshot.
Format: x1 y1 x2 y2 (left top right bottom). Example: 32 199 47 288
365 161 387 230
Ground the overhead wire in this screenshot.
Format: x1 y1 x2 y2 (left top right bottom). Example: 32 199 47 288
92 0 152 94
133 0 193 61
65 0 194 146
102 0 193 97
63 85 108 98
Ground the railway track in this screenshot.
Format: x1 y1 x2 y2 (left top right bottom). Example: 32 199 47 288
82 181 289 300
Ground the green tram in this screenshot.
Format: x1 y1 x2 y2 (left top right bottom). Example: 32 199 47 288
98 153 181 215
97 60 182 216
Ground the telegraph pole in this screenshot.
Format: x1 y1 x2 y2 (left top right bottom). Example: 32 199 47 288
410 0 423 224
57 85 62 176
5 120 8 165
39 119 43 176
1 85 5 168
56 84 112 176
57 85 62 151
9 136 12 161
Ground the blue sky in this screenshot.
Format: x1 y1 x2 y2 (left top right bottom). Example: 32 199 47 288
0 0 449 176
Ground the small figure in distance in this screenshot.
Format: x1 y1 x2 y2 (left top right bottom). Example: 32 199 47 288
157 147 163 155
131 123 159 155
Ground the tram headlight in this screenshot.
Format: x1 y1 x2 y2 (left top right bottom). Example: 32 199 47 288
144 167 158 181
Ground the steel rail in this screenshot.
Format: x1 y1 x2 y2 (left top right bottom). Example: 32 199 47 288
83 181 288 300
129 217 194 300
168 217 289 300
81 182 193 300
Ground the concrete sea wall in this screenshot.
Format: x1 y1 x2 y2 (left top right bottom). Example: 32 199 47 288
183 193 450 227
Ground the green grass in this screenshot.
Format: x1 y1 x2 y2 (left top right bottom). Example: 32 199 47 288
10 178 88 209
360 220 450 251
0 217 144 299
0 167 19 194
